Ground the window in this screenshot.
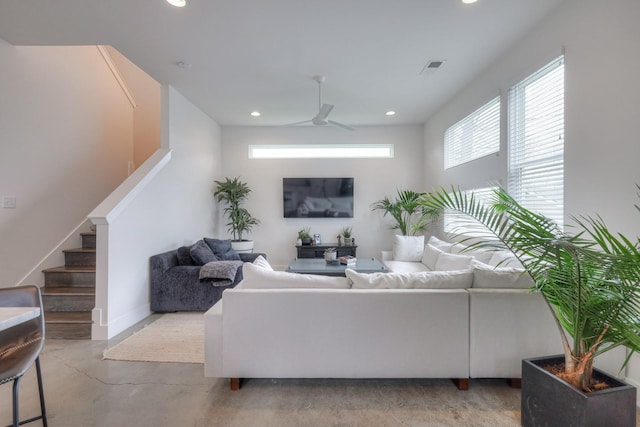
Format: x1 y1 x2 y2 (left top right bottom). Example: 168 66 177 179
508 56 564 227
249 144 394 159
444 96 500 169
444 186 498 236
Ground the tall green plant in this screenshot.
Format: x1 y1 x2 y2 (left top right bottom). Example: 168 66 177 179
371 189 428 236
213 177 260 241
420 186 640 392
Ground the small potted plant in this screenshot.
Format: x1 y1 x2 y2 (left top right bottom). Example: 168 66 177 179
298 227 312 246
341 227 352 245
324 247 337 262
213 177 260 252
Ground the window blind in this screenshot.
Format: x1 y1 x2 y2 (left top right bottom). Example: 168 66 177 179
444 96 500 169
444 186 498 236
508 56 564 227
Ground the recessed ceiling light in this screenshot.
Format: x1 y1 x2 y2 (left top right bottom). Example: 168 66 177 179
462 0 478 4
166 0 186 7
385 111 396 116
250 111 261 117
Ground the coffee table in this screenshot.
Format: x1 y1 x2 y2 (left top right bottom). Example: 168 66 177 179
287 257 387 277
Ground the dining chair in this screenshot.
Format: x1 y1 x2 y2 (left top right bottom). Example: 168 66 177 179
0 285 47 427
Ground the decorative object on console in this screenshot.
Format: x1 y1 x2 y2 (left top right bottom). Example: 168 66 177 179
421 186 640 426
341 227 352 245
371 189 428 236
283 178 354 218
298 227 312 245
314 234 322 245
213 177 260 253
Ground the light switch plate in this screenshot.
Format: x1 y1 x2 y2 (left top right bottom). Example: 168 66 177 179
2 196 16 209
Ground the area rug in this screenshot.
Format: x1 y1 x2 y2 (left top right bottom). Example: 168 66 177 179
103 312 204 364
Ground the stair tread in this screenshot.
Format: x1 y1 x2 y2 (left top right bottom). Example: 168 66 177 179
63 248 96 253
43 266 96 273
80 232 96 236
45 311 92 323
42 287 95 296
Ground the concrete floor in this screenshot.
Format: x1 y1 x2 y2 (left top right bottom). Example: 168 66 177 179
0 317 631 427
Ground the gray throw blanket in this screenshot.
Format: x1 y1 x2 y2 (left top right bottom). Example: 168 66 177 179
199 260 243 285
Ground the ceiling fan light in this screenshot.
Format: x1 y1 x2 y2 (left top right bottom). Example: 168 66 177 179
167 0 186 7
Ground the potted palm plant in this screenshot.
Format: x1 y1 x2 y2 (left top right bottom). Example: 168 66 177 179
420 186 640 426
213 177 260 253
371 189 428 236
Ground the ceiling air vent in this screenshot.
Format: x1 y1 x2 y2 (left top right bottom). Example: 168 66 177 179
420 59 446 75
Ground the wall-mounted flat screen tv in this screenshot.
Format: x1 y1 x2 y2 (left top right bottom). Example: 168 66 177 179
283 178 354 218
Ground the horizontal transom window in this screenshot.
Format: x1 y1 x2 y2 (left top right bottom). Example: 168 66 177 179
249 144 394 159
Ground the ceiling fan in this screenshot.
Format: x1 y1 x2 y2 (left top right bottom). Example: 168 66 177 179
285 75 355 131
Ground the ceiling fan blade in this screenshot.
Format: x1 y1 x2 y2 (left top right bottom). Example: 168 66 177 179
281 120 313 127
328 120 355 131
316 103 334 120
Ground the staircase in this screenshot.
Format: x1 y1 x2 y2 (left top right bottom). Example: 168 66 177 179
42 231 96 339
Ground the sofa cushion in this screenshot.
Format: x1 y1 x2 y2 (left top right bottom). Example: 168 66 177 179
383 260 430 274
346 269 473 289
421 244 444 270
450 243 494 264
204 238 241 261
472 262 534 289
488 250 523 268
241 262 349 289
427 235 454 252
176 245 196 266
393 235 425 262
190 240 219 265
412 270 474 289
434 252 473 271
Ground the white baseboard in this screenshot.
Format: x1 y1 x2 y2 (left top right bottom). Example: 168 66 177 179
91 304 151 340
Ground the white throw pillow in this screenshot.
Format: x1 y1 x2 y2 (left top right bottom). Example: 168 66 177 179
242 262 349 289
427 235 454 252
411 270 474 289
421 244 443 270
472 263 533 289
488 251 523 268
393 235 425 262
450 243 493 264
434 252 474 271
346 269 414 289
252 255 273 271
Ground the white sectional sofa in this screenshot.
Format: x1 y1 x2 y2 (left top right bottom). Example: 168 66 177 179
203 243 568 390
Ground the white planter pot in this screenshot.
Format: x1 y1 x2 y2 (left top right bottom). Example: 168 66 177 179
231 240 254 253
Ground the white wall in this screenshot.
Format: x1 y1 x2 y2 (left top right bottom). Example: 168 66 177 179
106 46 161 169
221 126 424 268
423 0 640 388
92 86 221 339
0 41 134 287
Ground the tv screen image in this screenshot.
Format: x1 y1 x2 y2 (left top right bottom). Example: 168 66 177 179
283 178 354 218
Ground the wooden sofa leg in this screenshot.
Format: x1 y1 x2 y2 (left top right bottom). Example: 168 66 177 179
230 378 241 391
507 378 522 389
452 378 469 390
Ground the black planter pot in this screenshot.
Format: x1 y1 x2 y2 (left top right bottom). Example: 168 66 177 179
522 355 636 427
